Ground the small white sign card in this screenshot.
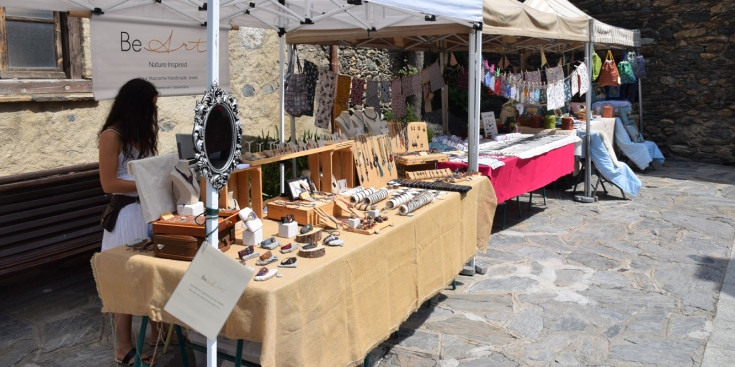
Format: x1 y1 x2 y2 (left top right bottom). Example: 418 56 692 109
164 243 254 340
481 112 498 138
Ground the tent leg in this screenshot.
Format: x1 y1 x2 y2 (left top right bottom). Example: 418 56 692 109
637 77 643 134
574 30 595 204
279 35 286 193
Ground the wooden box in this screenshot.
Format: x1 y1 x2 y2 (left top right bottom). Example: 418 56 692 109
396 152 449 176
151 210 239 260
265 199 335 226
152 227 234 261
152 210 240 238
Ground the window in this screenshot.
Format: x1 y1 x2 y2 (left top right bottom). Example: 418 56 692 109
0 7 90 101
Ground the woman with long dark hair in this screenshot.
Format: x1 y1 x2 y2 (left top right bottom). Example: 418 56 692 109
98 78 161 366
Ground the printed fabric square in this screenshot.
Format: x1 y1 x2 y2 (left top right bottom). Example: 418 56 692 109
380 81 392 104
350 78 365 106
302 60 319 116
545 66 564 83
314 67 337 129
525 70 541 83
334 75 352 119
457 68 469 91
391 79 406 118
571 70 579 96
365 80 380 111
402 75 414 96
429 62 445 92
577 62 590 96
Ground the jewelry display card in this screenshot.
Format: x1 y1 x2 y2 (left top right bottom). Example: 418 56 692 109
164 243 253 340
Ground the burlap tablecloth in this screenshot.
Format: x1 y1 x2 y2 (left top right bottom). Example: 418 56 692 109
92 177 496 367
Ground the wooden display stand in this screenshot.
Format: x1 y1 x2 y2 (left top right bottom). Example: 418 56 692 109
351 135 397 188
387 121 429 153
386 121 448 177
405 122 430 152
406 168 453 180
230 141 354 220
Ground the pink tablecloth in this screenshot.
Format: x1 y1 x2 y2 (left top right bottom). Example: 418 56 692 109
438 143 575 203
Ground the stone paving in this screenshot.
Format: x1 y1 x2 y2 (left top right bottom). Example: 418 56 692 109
368 160 735 367
1 160 734 367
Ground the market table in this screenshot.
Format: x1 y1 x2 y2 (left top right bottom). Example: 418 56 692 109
438 143 575 203
92 177 496 367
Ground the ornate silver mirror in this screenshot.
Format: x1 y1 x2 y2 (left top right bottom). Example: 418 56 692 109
192 82 242 191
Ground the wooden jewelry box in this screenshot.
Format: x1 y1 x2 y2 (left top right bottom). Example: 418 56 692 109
151 210 240 261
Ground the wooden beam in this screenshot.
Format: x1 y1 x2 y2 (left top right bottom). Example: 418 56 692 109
0 79 92 95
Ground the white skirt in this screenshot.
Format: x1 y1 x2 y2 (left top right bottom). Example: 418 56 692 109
101 202 149 251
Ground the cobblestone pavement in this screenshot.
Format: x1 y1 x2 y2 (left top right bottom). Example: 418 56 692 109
1 160 734 367
369 161 735 367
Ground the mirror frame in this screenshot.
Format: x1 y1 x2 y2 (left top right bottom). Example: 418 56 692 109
192 82 242 191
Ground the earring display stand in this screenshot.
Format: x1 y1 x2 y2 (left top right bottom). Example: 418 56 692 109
386 121 449 177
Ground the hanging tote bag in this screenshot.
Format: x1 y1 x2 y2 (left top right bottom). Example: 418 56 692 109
592 52 602 81
284 48 309 117
617 53 637 84
597 50 620 87
636 50 647 79
626 51 639 78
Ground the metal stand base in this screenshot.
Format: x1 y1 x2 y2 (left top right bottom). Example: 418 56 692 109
574 195 596 203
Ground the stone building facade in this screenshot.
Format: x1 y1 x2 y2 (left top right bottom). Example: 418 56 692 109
571 0 735 164
0 21 404 176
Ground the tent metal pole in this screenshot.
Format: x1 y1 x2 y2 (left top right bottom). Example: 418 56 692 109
279 35 286 193
287 43 297 178
637 77 643 134
441 41 449 135
205 1 220 366
468 29 477 172
470 29 482 172
575 19 595 204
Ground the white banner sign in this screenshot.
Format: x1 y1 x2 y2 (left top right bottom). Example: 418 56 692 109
91 15 230 100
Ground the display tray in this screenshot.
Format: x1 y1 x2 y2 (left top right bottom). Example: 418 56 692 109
343 217 393 235
151 210 240 238
406 168 453 180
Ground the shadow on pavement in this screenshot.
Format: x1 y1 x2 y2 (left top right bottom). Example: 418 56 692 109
690 255 734 297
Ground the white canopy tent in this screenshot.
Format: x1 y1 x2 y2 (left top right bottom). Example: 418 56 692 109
521 0 642 201
3 0 640 363
1 1 483 365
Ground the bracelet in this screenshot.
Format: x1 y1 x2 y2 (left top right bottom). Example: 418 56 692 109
362 188 389 206
350 187 376 204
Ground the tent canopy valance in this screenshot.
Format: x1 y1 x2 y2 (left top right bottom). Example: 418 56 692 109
5 0 479 35
523 0 640 47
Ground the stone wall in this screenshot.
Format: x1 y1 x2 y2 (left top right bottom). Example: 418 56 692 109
571 0 735 164
0 23 403 176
